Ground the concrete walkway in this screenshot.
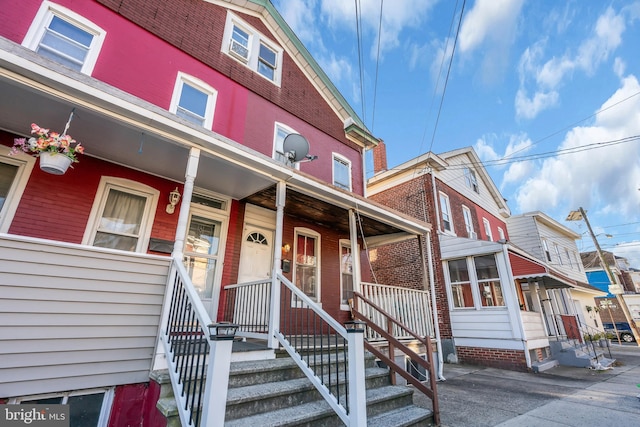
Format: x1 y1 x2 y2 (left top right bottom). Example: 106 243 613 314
413 345 640 426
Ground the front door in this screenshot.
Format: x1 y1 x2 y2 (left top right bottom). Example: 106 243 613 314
238 225 274 283
183 209 227 316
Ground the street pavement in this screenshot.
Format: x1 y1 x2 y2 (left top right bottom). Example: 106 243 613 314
413 344 640 426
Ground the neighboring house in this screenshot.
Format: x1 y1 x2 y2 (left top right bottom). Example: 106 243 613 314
0 0 436 424
507 212 606 333
368 145 609 372
581 251 635 295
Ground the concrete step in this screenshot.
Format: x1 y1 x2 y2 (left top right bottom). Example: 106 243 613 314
531 358 559 373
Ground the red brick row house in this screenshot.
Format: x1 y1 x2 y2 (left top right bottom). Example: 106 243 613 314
0 1 436 424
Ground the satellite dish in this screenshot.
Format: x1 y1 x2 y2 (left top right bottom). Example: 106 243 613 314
283 133 310 163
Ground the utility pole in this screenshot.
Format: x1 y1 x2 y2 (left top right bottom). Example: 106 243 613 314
570 207 640 345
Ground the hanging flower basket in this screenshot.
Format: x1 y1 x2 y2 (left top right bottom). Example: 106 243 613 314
10 121 84 175
39 151 74 175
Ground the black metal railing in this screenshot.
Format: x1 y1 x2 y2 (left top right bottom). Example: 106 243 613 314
554 314 612 360
164 263 212 427
221 280 271 336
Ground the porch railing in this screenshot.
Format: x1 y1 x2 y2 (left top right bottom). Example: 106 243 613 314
275 273 366 427
360 282 433 341
161 259 232 427
554 314 612 360
221 279 271 339
351 291 440 426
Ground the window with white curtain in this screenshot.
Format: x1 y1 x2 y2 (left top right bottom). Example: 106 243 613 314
84 178 159 252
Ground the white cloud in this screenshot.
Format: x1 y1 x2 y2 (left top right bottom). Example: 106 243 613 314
515 5 628 120
276 0 320 46
511 74 640 216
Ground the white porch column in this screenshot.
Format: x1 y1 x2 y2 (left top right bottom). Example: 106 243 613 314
346 322 367 427
200 336 234 427
172 147 200 258
268 181 286 349
425 231 446 381
348 209 362 293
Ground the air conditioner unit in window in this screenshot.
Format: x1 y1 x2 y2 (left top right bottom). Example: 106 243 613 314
229 39 249 61
469 231 478 239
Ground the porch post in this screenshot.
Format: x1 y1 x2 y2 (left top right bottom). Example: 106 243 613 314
425 231 445 381
346 322 367 427
200 335 234 427
268 181 286 349
348 209 362 293
172 147 200 258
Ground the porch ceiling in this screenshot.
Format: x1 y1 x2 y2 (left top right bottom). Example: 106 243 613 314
0 38 281 200
245 185 406 237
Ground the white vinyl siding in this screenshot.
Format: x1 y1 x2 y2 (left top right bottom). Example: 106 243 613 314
22 1 106 75
0 235 169 397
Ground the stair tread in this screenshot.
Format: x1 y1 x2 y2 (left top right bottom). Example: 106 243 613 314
227 366 390 403
225 400 334 427
367 405 433 427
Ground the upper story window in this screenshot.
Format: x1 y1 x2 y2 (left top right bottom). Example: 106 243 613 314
464 167 479 193
462 205 475 238
170 72 217 129
222 12 283 85
273 123 301 169
83 177 159 253
0 153 36 233
439 192 453 233
555 244 563 265
498 227 505 241
22 1 106 75
483 218 492 241
565 248 573 267
333 154 352 191
542 239 552 262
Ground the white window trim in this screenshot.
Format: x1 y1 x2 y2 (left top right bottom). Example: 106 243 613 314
0 152 36 233
82 177 159 253
482 217 492 241
464 167 479 193
498 226 505 241
555 243 563 265
542 239 552 262
339 239 357 310
9 387 114 427
222 11 283 86
445 256 506 311
273 122 301 170
169 72 217 129
293 227 321 303
332 153 352 191
462 205 474 238
22 1 106 75
439 192 454 234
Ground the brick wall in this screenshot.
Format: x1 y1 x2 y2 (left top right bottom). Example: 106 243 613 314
456 346 528 372
96 0 353 147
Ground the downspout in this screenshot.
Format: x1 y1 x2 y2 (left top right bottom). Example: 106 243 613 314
502 242 532 369
362 147 368 198
349 209 362 294
426 231 446 381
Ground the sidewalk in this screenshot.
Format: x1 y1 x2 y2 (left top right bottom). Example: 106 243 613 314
414 345 640 426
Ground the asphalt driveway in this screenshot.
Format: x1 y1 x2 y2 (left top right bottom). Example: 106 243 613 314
413 345 640 426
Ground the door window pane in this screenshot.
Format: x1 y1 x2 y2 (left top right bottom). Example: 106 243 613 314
341 244 353 303
296 234 317 300
184 215 221 299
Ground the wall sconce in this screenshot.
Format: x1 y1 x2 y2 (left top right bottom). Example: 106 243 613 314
207 322 239 341
166 187 181 214
282 243 291 254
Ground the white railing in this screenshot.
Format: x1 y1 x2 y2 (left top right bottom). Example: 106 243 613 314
275 273 367 427
161 258 233 427
360 282 433 341
222 279 271 340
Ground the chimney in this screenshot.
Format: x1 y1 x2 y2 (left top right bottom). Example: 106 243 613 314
373 139 388 173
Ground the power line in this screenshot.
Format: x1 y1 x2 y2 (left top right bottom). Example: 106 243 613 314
354 0 367 124
370 0 384 132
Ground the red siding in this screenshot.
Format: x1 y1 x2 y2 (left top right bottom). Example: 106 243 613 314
509 252 547 276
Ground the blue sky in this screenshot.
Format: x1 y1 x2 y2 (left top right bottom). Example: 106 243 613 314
273 0 640 267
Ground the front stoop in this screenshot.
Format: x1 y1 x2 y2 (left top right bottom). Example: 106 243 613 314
154 352 433 426
548 341 616 369
531 358 559 373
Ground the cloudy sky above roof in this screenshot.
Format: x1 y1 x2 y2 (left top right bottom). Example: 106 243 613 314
273 0 640 266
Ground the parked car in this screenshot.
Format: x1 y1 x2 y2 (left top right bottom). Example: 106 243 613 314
603 322 636 342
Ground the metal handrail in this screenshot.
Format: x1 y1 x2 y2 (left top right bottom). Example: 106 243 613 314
553 314 612 360
351 291 440 426
222 279 271 339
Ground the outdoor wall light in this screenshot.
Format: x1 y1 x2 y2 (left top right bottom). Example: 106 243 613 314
166 187 181 214
207 322 239 341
